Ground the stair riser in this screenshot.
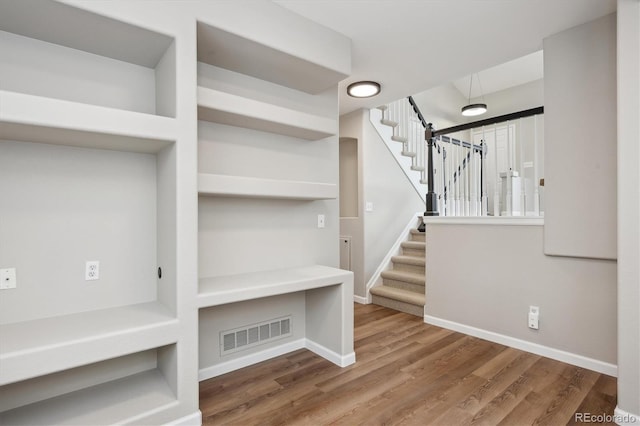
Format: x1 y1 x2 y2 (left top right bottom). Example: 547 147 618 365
371 295 424 317
392 262 425 275
403 247 425 257
382 277 425 293
410 233 425 243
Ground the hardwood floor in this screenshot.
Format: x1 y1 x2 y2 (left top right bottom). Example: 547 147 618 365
200 304 617 425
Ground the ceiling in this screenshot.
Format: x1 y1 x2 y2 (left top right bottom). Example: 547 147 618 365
273 0 616 115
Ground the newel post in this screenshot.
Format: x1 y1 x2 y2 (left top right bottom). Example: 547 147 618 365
425 123 439 218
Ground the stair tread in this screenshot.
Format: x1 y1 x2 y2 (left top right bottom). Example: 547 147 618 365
411 166 425 171
401 151 416 157
401 241 425 249
410 229 425 235
390 255 425 267
382 269 425 284
381 119 398 127
370 286 425 306
391 135 408 142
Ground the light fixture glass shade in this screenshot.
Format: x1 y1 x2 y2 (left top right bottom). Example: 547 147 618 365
347 81 381 98
461 103 488 117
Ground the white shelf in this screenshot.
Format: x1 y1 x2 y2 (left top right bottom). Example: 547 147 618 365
197 87 336 140
0 91 176 153
0 370 178 425
198 173 337 200
0 302 179 386
198 265 352 308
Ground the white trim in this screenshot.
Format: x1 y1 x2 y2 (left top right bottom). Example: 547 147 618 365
305 339 356 367
198 338 356 381
166 411 202 426
423 216 544 226
365 212 422 302
353 295 369 304
198 339 305 380
614 407 640 425
424 314 617 377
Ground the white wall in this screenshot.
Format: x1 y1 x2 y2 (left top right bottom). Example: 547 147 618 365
544 13 617 260
339 109 424 298
425 222 617 372
411 83 469 130
616 0 640 419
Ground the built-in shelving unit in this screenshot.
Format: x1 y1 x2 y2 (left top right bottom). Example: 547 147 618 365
0 369 177 425
0 91 176 153
196 17 353 378
0 302 178 386
197 87 336 140
0 1 195 424
198 173 337 200
198 265 351 308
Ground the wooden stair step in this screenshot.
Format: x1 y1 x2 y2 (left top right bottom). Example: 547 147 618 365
381 119 398 127
391 135 408 143
411 165 425 171
370 286 425 306
401 151 416 157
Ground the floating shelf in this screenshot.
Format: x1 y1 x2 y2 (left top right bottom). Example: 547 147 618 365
197 87 336 140
198 265 353 308
198 173 337 200
0 369 178 425
0 302 179 386
0 91 176 153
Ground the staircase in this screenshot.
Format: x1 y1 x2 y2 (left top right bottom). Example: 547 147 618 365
370 228 426 317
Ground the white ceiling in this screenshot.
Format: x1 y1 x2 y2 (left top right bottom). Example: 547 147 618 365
273 0 616 115
453 50 544 100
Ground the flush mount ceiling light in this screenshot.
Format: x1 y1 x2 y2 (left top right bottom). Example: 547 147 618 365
461 74 487 117
347 81 381 98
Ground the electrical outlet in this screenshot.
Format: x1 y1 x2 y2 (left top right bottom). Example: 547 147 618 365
85 261 100 281
528 305 539 330
0 268 17 290
317 214 325 228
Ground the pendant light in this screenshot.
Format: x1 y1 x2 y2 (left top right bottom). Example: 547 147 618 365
461 74 487 117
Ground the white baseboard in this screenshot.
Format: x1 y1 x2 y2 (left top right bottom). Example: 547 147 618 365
199 338 356 381
305 339 356 367
424 314 617 377
198 339 305 381
353 295 369 304
167 411 202 426
614 407 640 425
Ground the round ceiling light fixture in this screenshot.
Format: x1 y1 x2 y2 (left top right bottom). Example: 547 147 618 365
461 103 488 117
347 81 381 98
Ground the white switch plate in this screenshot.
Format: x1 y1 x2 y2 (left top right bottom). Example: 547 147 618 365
317 214 325 228
0 268 17 289
86 261 100 281
366 202 373 212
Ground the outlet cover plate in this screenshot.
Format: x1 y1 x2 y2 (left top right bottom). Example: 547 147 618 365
0 268 17 289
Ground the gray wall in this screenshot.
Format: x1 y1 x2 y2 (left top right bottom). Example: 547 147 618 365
543 13 617 260
617 0 640 418
0 141 158 324
425 223 617 365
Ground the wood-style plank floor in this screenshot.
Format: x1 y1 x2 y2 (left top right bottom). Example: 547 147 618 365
200 304 616 425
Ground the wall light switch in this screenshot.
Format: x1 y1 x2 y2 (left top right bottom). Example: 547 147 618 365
366 202 373 212
317 214 325 228
0 268 16 289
